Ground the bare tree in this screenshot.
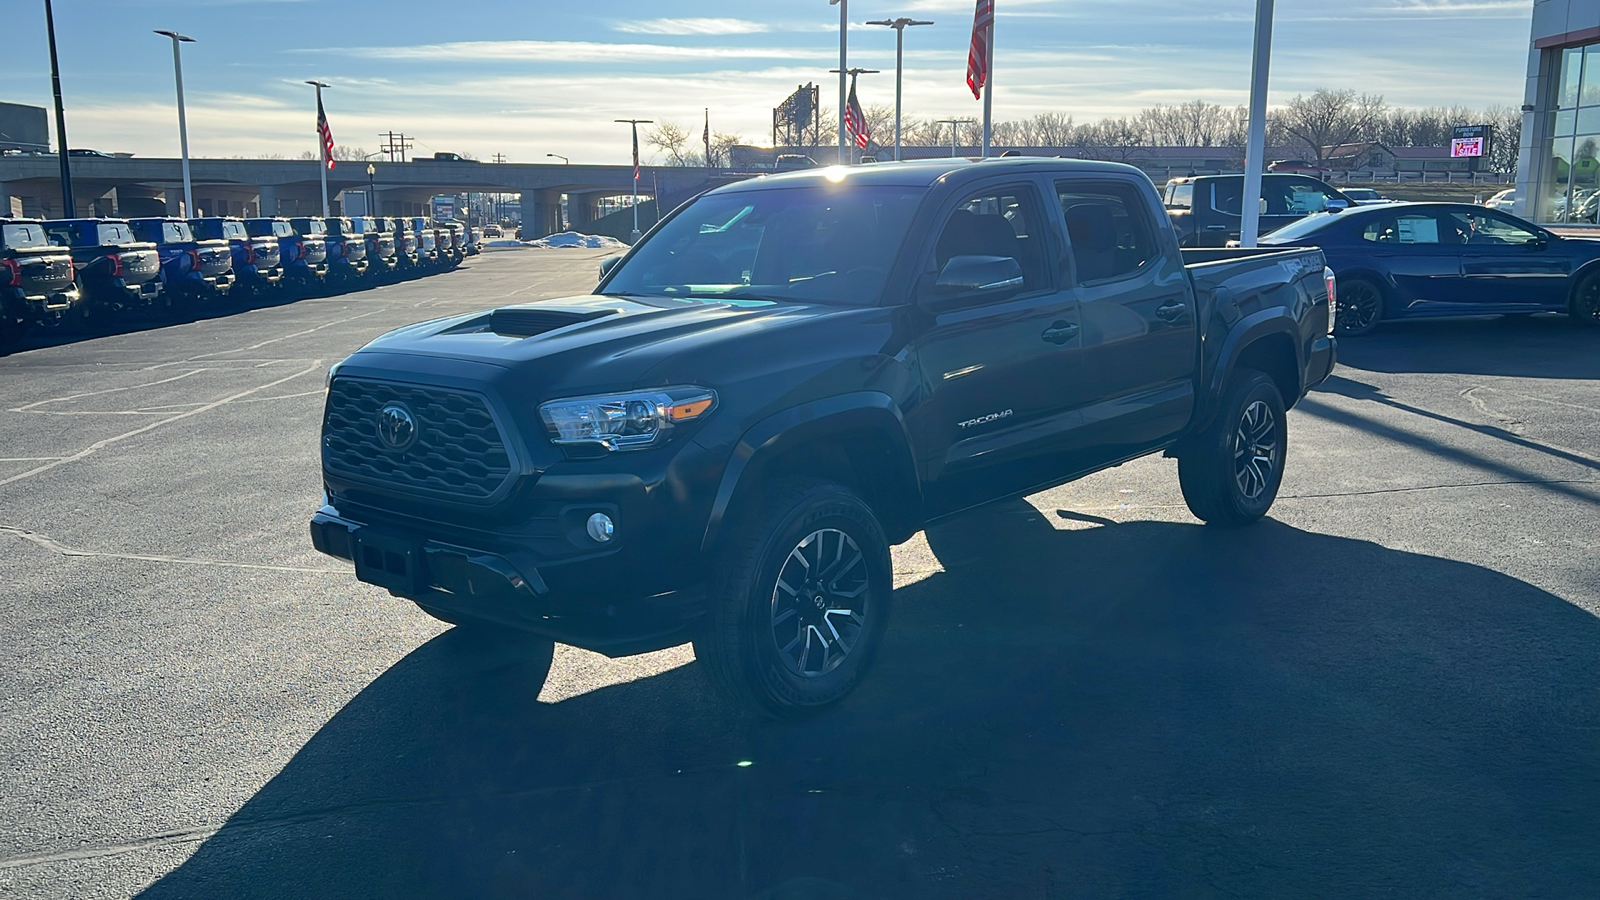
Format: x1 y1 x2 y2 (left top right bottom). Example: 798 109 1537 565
331 145 374 161
644 122 695 166
1278 89 1388 163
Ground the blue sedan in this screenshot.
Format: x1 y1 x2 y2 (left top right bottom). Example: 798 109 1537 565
1259 202 1600 336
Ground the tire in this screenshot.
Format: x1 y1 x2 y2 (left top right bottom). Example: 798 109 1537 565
693 479 893 718
1336 275 1385 337
1570 271 1600 327
1179 369 1288 528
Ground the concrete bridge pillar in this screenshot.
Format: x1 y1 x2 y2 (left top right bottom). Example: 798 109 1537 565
164 192 187 217
520 190 563 238
257 185 280 217
567 192 603 231
0 183 19 218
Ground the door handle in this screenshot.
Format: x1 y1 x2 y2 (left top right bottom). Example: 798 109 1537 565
1205 224 1229 231
1155 301 1188 322
1041 321 1079 344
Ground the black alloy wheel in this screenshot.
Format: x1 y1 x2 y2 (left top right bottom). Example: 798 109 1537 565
1571 272 1600 327
769 528 871 678
1336 276 1384 337
1178 368 1288 527
1233 399 1281 503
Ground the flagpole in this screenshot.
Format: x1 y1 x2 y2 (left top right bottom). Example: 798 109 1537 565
704 107 711 167
307 80 331 217
831 0 848 166
982 2 994 158
615 118 653 242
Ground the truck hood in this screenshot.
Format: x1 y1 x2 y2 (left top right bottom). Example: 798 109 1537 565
349 293 866 396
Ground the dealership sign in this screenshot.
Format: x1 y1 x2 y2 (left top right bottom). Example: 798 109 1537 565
1450 124 1491 159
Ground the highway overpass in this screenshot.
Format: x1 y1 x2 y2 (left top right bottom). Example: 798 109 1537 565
0 155 721 237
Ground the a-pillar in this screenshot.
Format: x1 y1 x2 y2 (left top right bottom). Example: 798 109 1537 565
257 185 280 217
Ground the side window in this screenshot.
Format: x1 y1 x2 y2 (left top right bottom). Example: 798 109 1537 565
1211 179 1242 216
1271 179 1335 215
1057 181 1158 286
1165 183 1193 210
933 186 1050 293
1461 211 1543 245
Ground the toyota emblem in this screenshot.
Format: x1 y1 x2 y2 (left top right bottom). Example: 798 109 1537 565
376 402 418 451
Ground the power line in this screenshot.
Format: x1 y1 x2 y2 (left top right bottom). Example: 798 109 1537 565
379 131 413 163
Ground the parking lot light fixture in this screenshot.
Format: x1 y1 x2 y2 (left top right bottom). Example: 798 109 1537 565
43 0 74 217
547 153 569 164
366 163 376 216
830 0 848 166
154 31 196 217
866 18 934 162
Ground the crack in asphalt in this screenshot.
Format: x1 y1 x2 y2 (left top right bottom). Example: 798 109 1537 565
0 525 345 574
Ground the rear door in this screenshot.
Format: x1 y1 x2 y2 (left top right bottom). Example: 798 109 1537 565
1056 176 1197 454
1452 209 1571 308
910 179 1084 516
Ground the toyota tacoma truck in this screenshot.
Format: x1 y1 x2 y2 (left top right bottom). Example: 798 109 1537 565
311 159 1336 716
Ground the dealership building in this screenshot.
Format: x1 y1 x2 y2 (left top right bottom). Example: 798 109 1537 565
1517 0 1600 224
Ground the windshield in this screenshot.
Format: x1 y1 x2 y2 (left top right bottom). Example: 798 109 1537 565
1260 211 1343 244
2 223 47 249
603 185 924 306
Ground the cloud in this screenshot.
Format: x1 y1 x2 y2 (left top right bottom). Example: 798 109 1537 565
323 40 833 64
613 18 770 35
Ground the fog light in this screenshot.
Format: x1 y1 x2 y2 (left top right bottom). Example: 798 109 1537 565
586 513 614 543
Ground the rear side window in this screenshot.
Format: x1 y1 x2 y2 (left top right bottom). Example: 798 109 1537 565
2 224 47 249
1211 179 1243 215
1165 183 1193 210
1058 181 1158 286
1362 213 1446 244
222 221 247 240
273 222 294 238
164 222 192 243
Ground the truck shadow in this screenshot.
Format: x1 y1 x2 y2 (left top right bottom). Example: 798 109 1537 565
137 505 1600 899
1330 313 1600 379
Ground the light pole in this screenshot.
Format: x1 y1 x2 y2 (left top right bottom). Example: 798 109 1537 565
1239 0 1274 248
366 163 376 217
829 67 880 163
154 30 196 217
546 153 569 164
43 0 74 217
866 17 933 162
935 118 974 158
829 0 848 166
305 80 331 217
614 119 653 242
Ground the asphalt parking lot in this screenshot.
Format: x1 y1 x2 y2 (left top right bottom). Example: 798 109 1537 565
1 250 1597 899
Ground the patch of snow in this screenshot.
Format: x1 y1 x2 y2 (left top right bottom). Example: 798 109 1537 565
529 231 629 249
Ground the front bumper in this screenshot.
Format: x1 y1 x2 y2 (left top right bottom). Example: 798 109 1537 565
310 505 705 656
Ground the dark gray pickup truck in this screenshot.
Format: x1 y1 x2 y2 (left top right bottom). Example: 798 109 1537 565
312 158 1336 716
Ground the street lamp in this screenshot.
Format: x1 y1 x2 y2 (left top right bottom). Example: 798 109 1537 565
546 153 569 164
305 80 331 217
829 0 848 166
614 119 653 242
43 0 74 217
866 17 933 162
935 118 974 158
366 162 376 217
154 30 196 217
1239 0 1275 248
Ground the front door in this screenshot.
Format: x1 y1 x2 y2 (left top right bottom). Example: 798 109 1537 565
909 181 1083 517
1451 209 1572 308
1353 207 1467 312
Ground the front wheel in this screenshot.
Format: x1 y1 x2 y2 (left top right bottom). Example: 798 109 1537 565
694 479 893 718
1178 369 1288 527
1570 271 1600 327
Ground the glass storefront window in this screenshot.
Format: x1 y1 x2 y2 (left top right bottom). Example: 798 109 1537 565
1540 41 1600 223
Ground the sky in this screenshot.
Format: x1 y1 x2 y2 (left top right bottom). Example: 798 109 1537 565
2 0 1534 166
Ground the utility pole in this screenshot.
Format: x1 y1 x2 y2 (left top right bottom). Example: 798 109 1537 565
615 119 653 242
867 17 933 162
936 118 974 158
492 153 507 164
43 0 74 217
379 131 412 163
154 31 196 216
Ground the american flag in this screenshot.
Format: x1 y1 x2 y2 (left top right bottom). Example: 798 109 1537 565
845 82 870 150
316 96 336 170
967 0 993 100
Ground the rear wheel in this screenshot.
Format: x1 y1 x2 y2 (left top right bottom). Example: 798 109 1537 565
1178 369 1288 527
1570 271 1600 327
694 479 893 717
1336 276 1385 337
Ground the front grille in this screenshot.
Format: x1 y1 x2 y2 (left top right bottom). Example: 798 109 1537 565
323 378 514 502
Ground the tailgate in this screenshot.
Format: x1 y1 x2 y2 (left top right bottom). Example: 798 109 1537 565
14 249 75 292
252 240 281 267
119 246 162 281
198 241 233 276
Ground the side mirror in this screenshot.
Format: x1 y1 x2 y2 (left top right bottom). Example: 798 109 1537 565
926 255 1024 309
598 254 624 281
1324 198 1350 213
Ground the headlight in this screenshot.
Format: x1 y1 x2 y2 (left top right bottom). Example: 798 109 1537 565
324 361 342 391
539 387 717 452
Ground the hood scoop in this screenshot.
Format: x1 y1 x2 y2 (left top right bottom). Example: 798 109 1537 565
488 306 618 338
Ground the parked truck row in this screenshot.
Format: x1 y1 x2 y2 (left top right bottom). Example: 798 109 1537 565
0 214 481 348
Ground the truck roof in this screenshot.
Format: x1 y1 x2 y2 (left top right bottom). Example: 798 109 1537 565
709 157 1149 195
